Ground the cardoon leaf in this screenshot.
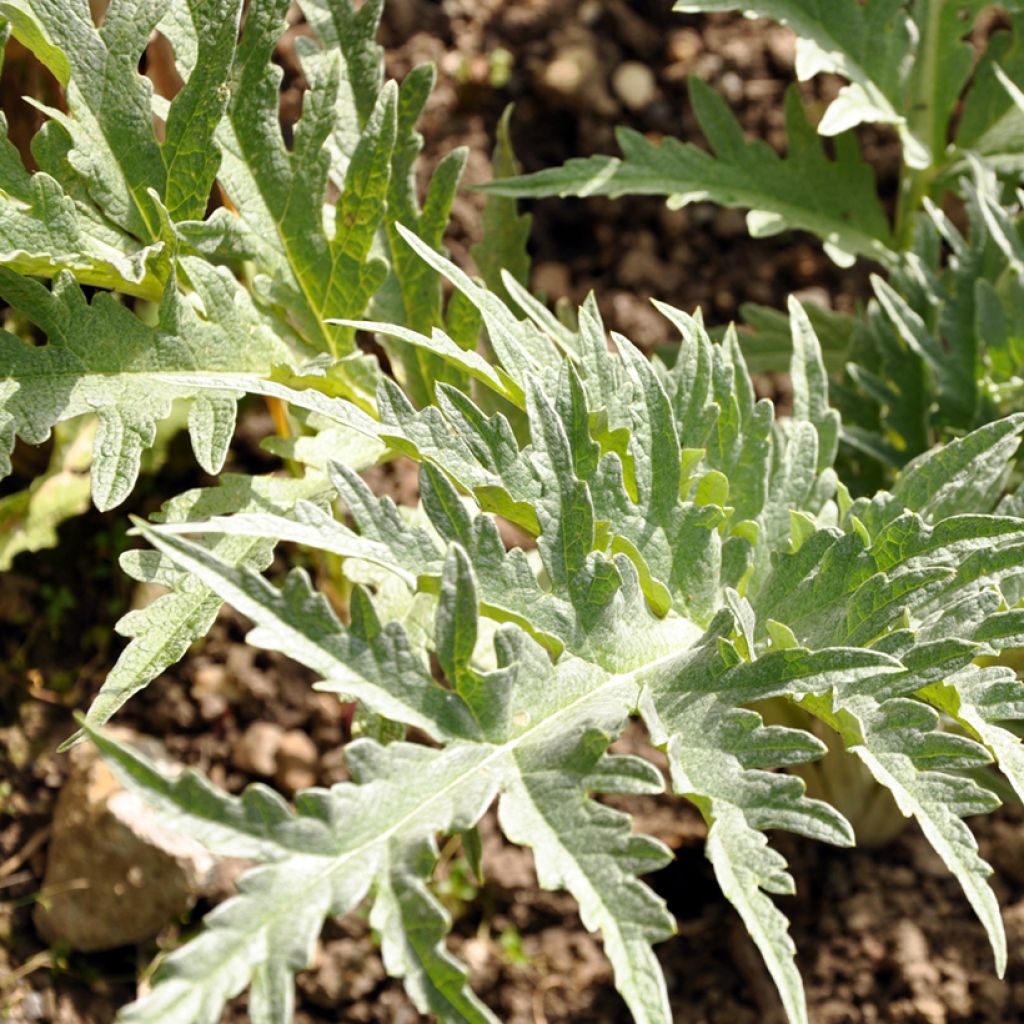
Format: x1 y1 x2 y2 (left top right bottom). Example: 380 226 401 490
0 264 292 510
480 81 895 266
93 234 1024 1024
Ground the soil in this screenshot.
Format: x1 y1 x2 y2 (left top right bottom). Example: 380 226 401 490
376 0 884 340
2 2 1021 1024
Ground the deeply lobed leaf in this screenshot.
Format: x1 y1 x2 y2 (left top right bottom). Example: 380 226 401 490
0 0 469 526
85 231 1024 1023
480 80 895 268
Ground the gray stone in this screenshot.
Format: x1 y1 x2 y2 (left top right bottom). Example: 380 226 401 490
34 731 217 952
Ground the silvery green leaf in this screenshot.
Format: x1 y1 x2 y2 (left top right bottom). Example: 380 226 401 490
480 81 895 266
100 235 1024 1024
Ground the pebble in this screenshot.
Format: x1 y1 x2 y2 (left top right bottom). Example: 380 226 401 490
909 837 949 878
617 247 667 289
274 729 319 793
893 918 941 990
718 69 744 103
191 662 233 720
541 39 616 116
694 52 724 79
911 994 947 1024
232 721 285 777
532 261 572 300
861 934 886 962
666 28 702 65
460 935 492 974
659 204 691 235
767 26 797 69
984 819 1024 886
612 61 657 110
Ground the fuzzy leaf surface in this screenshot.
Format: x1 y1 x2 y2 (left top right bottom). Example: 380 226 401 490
98 237 1024 1024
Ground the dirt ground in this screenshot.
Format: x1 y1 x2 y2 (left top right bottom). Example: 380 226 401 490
3 2 1022 1023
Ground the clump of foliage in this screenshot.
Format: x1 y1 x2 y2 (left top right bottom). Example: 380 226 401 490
7 2 1024 1022
0 0 471 564
485 0 1024 489
90 230 1024 1023
0 0 520 730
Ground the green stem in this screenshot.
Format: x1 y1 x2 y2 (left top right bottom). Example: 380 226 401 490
893 0 946 249
894 165 937 250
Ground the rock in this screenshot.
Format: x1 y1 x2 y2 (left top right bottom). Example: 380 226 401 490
275 729 319 793
531 261 572 300
190 661 236 720
861 934 886 962
606 291 669 347
909 836 948 878
892 918 940 990
767 26 797 69
540 36 617 116
911 994 947 1024
319 746 349 786
1007 897 1024 941
232 720 285 777
666 28 702 66
658 204 691 235
460 935 492 975
612 61 656 110
693 52 724 80
718 70 744 103
0 724 30 770
33 731 218 952
543 46 596 96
